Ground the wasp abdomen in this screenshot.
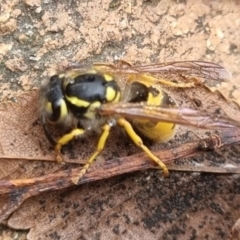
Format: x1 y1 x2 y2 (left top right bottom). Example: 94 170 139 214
129 81 177 142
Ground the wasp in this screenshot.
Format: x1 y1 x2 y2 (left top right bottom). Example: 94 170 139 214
40 60 239 184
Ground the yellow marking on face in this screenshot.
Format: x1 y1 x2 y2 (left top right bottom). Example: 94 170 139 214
106 87 116 102
66 96 90 107
45 99 68 124
103 74 113 81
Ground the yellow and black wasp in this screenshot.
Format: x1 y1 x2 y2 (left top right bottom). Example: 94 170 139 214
39 60 240 184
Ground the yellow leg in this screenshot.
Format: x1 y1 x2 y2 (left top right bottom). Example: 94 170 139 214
118 118 169 177
72 124 111 184
55 128 85 163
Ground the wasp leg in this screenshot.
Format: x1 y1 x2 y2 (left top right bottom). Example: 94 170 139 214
118 118 169 177
72 124 111 185
55 129 85 163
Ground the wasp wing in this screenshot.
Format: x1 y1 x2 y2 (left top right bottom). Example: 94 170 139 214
133 61 232 81
93 60 231 89
99 102 240 130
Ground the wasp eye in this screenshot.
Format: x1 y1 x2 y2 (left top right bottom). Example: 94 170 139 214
50 75 59 82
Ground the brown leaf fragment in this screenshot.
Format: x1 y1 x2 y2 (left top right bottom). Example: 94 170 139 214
1 0 240 239
0 129 239 223
0 67 240 239
6 171 240 240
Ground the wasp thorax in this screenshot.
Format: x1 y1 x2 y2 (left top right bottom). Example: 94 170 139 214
63 73 121 119
42 72 121 124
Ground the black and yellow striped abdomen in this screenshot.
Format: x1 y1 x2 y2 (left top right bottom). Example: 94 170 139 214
128 75 177 142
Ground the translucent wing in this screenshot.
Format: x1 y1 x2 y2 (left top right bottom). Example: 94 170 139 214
93 60 232 89
99 102 240 130
133 61 232 81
